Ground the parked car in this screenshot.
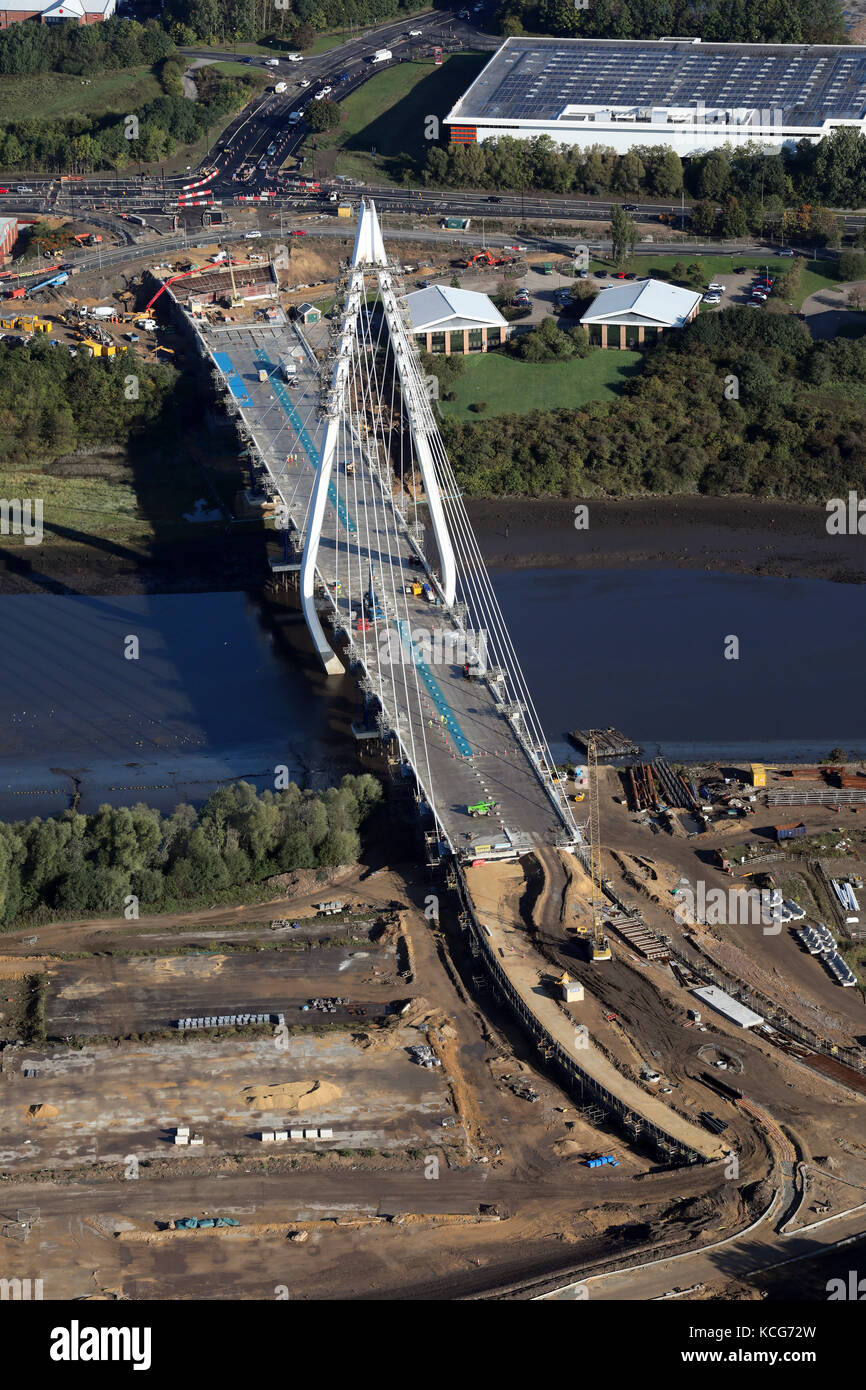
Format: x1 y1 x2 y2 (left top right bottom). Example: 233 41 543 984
0 187 8 194
614 270 627 278
707 281 725 292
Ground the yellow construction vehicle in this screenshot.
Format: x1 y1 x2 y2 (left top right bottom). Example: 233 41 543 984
586 734 611 961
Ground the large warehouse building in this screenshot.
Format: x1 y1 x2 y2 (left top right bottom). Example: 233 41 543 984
445 36 866 156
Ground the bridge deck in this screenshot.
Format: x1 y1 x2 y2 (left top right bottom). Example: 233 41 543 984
200 319 574 856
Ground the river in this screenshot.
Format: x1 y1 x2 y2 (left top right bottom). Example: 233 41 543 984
0 591 357 820
0 567 862 820
489 567 866 765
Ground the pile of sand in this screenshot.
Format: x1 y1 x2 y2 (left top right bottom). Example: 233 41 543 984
553 1139 584 1159
27 1103 59 1121
241 1079 342 1113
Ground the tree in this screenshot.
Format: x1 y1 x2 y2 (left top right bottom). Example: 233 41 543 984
774 258 804 300
697 149 731 201
652 148 683 198
838 251 866 282
720 196 747 239
690 199 717 237
305 97 341 133
608 204 635 265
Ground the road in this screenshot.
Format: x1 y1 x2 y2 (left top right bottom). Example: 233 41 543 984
1 7 864 247
540 1198 866 1300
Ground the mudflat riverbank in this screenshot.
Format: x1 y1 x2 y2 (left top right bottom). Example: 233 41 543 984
467 497 866 585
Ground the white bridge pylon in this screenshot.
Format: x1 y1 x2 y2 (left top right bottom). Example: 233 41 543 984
299 198 457 675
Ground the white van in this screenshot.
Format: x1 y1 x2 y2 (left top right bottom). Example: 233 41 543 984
264 57 279 67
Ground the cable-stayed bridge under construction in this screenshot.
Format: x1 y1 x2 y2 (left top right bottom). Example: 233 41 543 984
178 201 722 1165
197 199 579 867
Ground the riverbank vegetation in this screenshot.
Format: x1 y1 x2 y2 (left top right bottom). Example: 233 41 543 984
441 308 866 499
0 776 382 928
0 336 177 466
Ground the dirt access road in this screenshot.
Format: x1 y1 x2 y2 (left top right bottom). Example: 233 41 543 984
0 864 410 957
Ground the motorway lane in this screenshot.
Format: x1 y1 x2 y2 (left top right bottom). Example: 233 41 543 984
190 11 485 190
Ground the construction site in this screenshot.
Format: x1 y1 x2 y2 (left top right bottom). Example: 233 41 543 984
2 207 866 1308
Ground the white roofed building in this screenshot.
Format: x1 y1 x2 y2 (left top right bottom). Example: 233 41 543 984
405 283 510 355
580 278 701 349
445 36 866 156
0 0 115 27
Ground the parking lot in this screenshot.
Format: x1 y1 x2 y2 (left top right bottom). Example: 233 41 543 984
699 262 795 312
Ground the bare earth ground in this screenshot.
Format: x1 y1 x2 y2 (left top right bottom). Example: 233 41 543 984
3 817 865 1299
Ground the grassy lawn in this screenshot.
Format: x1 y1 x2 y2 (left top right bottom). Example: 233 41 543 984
313 53 488 185
208 61 259 78
0 68 163 123
439 349 642 420
589 253 840 311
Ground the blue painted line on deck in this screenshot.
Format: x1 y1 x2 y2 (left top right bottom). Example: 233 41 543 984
258 356 357 536
393 619 473 758
213 352 252 407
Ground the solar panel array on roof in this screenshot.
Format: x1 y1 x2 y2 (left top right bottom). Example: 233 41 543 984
449 38 866 130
